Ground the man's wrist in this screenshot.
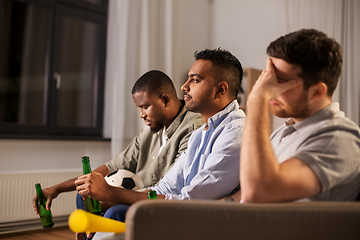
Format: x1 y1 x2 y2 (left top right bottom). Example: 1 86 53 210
247 92 270 109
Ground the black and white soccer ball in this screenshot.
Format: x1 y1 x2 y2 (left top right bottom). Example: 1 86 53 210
105 169 144 190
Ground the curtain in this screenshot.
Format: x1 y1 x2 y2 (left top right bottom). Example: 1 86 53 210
340 0 360 126
104 0 211 158
104 0 174 158
285 0 360 126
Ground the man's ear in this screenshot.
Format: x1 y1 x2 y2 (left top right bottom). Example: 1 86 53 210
215 81 228 98
309 82 328 101
160 94 170 107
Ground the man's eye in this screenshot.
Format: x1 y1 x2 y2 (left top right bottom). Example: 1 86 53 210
192 78 199 83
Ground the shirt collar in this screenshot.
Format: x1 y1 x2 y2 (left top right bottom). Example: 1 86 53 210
206 100 239 129
285 102 342 131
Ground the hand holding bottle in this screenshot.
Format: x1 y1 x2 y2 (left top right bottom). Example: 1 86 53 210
33 186 59 214
78 156 102 215
34 183 54 228
75 172 109 202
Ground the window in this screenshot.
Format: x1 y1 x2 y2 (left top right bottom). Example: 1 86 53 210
0 0 108 139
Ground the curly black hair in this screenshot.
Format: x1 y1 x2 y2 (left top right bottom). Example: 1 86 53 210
132 70 176 97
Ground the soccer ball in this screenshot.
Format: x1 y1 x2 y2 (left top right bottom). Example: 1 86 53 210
104 169 144 190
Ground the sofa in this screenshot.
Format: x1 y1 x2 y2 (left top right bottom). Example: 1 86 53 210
122 200 360 240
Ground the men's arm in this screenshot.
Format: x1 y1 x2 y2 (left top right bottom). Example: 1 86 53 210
240 58 320 203
75 172 165 205
33 165 110 213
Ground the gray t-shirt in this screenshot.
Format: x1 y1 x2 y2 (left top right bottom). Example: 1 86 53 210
271 102 360 201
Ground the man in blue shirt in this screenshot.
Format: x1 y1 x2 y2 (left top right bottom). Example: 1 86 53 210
74 48 245 229
152 49 245 200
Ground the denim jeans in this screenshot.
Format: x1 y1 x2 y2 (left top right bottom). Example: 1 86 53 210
76 193 130 239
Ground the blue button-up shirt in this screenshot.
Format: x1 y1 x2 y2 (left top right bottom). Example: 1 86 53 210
152 100 245 200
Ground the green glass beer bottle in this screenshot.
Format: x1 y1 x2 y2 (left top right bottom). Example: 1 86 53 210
35 183 54 228
82 156 101 215
148 190 157 199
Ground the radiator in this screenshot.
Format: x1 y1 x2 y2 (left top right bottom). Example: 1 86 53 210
0 170 82 234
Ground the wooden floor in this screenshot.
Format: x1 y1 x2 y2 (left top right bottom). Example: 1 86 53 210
1 226 75 240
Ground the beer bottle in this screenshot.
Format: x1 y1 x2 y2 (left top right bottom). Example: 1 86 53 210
148 190 157 199
82 156 101 215
35 183 54 228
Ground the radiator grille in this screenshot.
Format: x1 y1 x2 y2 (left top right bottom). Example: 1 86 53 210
0 170 81 224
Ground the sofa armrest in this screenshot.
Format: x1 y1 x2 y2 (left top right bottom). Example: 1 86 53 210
125 200 360 240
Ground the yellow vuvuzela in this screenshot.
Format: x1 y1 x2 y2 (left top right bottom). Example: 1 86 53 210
68 209 126 234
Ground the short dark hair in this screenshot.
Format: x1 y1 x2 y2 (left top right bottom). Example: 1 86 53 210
194 48 243 99
266 29 342 96
132 70 176 97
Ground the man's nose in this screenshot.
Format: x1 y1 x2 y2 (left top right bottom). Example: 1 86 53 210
181 81 189 92
139 110 146 118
